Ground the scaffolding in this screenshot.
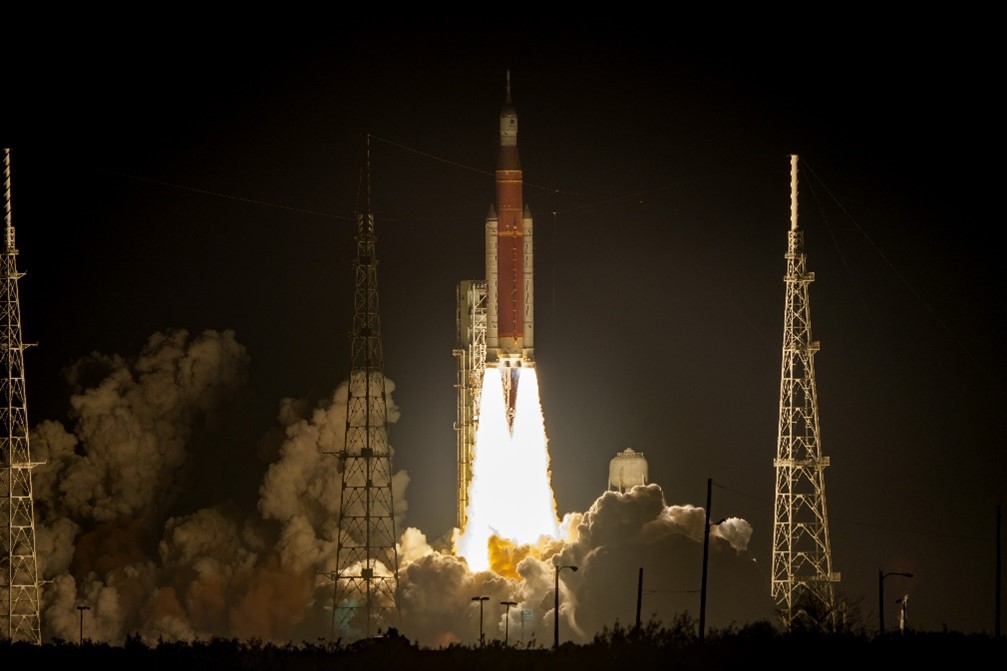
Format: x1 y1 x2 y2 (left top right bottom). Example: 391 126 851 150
453 280 486 530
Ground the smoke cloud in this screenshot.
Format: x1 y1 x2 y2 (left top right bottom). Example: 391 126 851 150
26 328 774 647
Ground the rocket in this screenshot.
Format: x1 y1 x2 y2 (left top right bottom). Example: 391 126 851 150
486 72 534 375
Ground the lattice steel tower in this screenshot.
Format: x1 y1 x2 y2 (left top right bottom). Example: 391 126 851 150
1 148 42 644
453 279 486 529
332 136 400 639
771 154 840 630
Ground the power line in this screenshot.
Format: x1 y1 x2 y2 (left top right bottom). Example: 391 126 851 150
93 166 353 222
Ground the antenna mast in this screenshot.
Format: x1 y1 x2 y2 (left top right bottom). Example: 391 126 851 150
331 134 400 639
771 154 840 630
1 148 43 644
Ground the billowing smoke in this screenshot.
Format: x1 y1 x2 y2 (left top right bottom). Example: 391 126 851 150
31 328 264 643
395 485 773 647
26 328 774 648
33 329 251 525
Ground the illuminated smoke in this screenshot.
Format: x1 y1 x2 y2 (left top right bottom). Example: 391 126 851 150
30 329 254 643
454 367 561 572
26 328 772 648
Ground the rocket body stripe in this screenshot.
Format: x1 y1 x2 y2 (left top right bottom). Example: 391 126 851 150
496 170 523 342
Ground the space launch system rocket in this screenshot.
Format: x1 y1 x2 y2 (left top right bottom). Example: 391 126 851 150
453 73 538 528
486 73 534 377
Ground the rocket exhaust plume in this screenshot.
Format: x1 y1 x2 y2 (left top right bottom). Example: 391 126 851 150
455 367 559 572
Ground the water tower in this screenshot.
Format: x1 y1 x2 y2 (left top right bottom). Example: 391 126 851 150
608 448 648 493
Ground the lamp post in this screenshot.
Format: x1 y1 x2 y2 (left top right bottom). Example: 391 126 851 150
553 564 578 650
472 596 489 647
76 605 90 645
878 570 913 636
501 600 517 646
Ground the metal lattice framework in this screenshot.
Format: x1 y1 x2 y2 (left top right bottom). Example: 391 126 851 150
1 148 42 644
332 136 400 639
453 280 486 530
771 154 840 630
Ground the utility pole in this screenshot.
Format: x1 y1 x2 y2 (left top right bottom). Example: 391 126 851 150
76 605 90 645
700 478 712 642
635 567 643 634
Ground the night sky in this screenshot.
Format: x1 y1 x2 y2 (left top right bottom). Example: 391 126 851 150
3 13 1005 642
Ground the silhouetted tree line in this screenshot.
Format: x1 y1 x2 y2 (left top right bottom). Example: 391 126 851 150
2 616 1003 670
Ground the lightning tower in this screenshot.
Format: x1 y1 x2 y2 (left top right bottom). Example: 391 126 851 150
0 148 42 644
771 154 840 630
332 136 400 639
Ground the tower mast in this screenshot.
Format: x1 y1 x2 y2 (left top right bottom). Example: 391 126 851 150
0 147 42 644
771 154 840 630
332 135 400 639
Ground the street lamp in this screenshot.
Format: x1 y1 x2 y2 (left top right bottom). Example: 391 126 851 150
553 564 578 650
76 605 90 645
472 596 489 647
878 570 913 636
500 601 517 646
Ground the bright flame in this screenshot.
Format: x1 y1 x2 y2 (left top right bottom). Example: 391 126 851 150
455 367 560 572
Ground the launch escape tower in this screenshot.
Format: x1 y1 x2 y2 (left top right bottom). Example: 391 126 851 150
0 148 42 644
771 154 840 630
331 137 400 639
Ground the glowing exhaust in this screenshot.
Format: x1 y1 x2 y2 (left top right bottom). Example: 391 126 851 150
455 367 560 572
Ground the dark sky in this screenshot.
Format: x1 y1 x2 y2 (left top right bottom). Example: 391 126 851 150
4 13 1005 639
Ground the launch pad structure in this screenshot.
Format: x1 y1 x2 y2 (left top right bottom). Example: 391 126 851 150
453 280 486 529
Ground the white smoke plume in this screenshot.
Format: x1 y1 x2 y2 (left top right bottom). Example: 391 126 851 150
393 485 774 647
26 328 773 648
